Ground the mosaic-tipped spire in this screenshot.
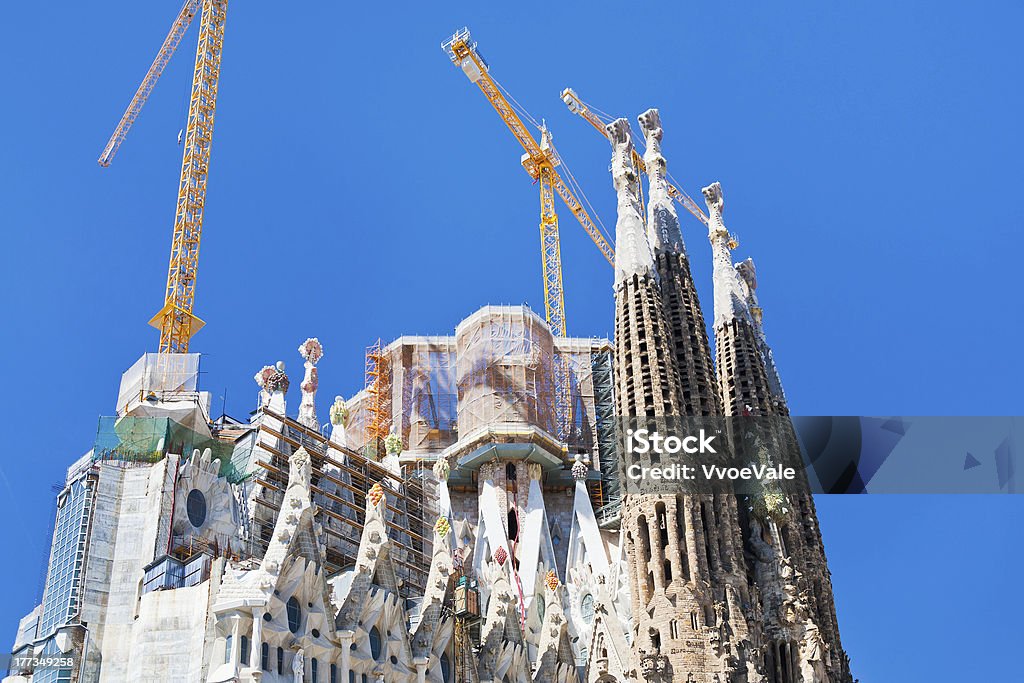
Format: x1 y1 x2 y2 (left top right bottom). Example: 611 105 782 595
297 338 323 430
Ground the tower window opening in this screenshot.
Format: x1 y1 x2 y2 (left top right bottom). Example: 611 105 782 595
507 508 519 541
581 593 595 624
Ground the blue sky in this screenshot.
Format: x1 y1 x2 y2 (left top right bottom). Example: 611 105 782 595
0 1 1021 679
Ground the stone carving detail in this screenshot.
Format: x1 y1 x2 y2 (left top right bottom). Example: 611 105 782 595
289 448 311 490
571 454 589 481
607 117 655 286
799 620 827 683
292 648 304 682
255 361 289 399
297 338 323 429
384 425 403 455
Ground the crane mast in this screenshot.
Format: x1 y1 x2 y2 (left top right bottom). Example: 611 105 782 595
100 0 229 354
442 28 614 338
561 87 709 226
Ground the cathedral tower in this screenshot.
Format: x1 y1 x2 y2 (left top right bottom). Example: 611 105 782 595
638 109 721 416
703 182 855 682
609 119 751 682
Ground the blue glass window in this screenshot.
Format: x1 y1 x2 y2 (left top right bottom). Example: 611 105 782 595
287 596 301 633
369 626 382 660
186 488 207 527
39 477 94 638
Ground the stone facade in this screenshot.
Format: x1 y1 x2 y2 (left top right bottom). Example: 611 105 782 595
605 111 854 682
4 115 854 683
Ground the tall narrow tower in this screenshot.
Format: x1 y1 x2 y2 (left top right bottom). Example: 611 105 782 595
609 117 681 421
638 109 721 416
703 182 779 418
703 181 855 682
610 119 752 682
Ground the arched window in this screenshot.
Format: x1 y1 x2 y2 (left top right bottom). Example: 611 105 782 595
330 662 338 683
287 596 301 633
507 508 519 541
240 635 250 666
261 642 269 671
348 671 355 683
536 596 546 622
277 646 284 675
224 635 232 663
505 462 517 480
311 657 319 683
580 593 595 624
369 626 382 660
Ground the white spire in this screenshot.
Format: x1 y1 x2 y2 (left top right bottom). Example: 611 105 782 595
608 118 655 286
703 182 753 329
638 108 685 254
297 338 323 430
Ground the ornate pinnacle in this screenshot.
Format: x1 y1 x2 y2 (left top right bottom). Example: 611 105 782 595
329 396 349 427
255 361 289 394
571 453 590 481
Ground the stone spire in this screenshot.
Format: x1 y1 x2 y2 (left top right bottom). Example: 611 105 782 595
609 119 657 289
702 183 854 683
702 182 777 416
608 117 681 420
610 117 739 682
297 338 323 429
638 109 721 416
735 258 787 405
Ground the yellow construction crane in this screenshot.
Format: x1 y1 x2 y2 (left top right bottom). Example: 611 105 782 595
99 0 229 354
561 87 709 226
442 28 614 338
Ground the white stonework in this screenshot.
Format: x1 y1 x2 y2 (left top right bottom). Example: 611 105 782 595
608 118 655 286
703 181 755 329
638 109 685 255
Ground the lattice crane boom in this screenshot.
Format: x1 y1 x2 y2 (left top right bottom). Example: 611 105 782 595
442 28 614 337
100 0 229 354
561 87 709 226
97 0 202 167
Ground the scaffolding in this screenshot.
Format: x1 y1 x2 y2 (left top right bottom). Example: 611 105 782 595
364 339 393 460
247 408 435 597
455 306 558 440
116 353 201 416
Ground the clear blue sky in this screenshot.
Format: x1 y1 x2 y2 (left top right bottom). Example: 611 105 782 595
1 1 1021 679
